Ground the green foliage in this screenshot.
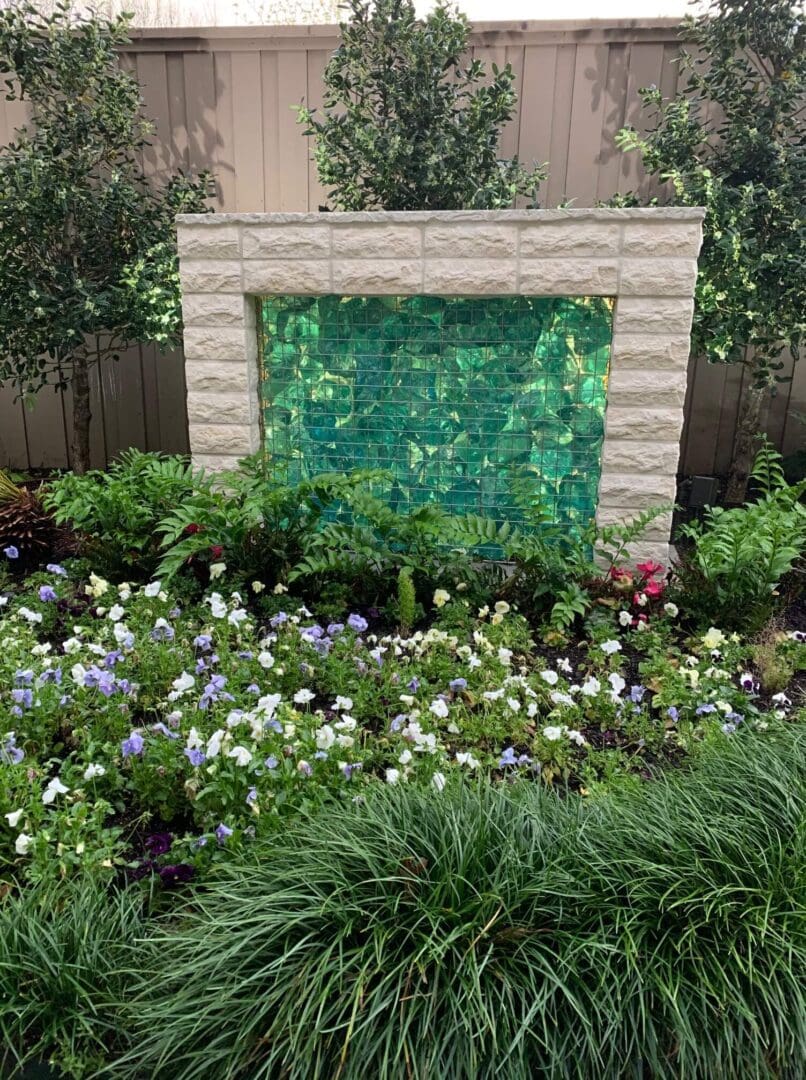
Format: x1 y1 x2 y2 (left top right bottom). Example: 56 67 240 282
117 725 806 1079
395 565 418 634
260 294 613 528
674 441 806 628
616 0 805 385
0 876 146 1079
296 0 545 210
0 2 209 470
44 450 208 578
155 458 384 585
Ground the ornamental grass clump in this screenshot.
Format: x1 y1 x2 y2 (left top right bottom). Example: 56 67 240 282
121 726 806 1080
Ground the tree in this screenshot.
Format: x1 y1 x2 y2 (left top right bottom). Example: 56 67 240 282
616 0 805 502
0 2 209 473
297 0 544 211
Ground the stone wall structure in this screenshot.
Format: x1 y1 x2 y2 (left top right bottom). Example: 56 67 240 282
176 208 704 564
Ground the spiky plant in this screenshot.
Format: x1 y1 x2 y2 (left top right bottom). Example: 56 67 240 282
0 469 56 565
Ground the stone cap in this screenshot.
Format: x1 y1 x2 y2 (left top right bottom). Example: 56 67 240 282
177 208 707 226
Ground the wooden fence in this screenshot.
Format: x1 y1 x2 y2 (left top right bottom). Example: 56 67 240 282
0 20 803 473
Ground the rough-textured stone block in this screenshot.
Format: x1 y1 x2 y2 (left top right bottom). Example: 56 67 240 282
605 406 685 442
519 259 618 294
619 258 698 297
598 472 677 508
182 294 248 327
621 222 702 258
602 440 681 474
187 393 253 425
192 454 243 473
185 361 251 394
595 506 673 540
423 259 517 293
423 224 517 258
178 226 241 259
332 226 422 259
188 423 259 456
519 223 621 258
614 297 695 334
610 334 691 371
607 369 687 408
179 261 242 293
242 260 331 293
242 226 330 259
183 327 248 362
333 259 422 292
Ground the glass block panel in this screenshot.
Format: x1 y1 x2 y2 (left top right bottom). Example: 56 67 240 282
258 295 613 529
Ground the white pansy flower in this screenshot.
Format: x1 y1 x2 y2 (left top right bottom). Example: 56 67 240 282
251 580 265 594
385 768 401 785
567 729 587 746
702 627 726 650
540 670 559 686
18 607 43 625
618 610 632 627
580 677 601 697
143 580 162 598
108 605 125 622
42 777 69 805
608 672 626 697
455 751 480 769
206 729 226 758
333 696 354 712
433 589 451 609
15 833 32 855
663 602 679 618
600 640 621 655
293 688 315 705
316 725 336 750
507 697 521 713
172 671 195 695
209 562 227 582
83 764 106 780
497 648 513 666
273 583 288 595
432 772 447 792
543 726 564 741
5 809 23 828
227 746 253 767
429 698 449 719
399 749 413 765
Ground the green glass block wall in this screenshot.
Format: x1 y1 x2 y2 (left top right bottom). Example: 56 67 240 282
258 295 613 528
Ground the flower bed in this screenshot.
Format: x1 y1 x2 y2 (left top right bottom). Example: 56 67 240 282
1 556 803 888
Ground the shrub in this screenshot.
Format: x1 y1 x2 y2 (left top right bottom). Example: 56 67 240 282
0 876 145 1078
297 0 544 210
119 725 806 1079
44 449 208 579
673 441 806 630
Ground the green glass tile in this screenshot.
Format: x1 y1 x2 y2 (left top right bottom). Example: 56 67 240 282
258 294 613 531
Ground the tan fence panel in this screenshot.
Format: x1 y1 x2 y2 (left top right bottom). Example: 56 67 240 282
0 19 802 474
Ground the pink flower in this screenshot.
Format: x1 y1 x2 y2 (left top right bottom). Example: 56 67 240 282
636 560 664 579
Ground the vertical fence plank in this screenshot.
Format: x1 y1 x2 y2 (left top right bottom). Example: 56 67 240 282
546 44 577 207
277 50 310 210
213 51 236 210
0 386 30 471
518 45 558 204
261 50 282 211
306 49 330 211
596 42 629 201
619 41 668 197
565 42 609 206
231 52 265 211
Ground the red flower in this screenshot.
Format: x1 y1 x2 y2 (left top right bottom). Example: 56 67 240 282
184 523 201 535
644 578 665 600
210 545 223 559
636 560 664 579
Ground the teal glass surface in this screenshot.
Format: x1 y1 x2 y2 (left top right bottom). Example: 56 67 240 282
258 294 613 528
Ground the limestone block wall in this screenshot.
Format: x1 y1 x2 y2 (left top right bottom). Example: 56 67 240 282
177 208 704 564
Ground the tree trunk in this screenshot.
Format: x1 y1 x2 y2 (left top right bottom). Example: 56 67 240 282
70 353 92 475
724 379 768 504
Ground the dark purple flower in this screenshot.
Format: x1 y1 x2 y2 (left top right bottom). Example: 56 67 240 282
145 832 173 856
159 863 195 887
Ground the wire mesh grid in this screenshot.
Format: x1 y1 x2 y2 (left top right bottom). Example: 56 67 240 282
258 294 613 529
